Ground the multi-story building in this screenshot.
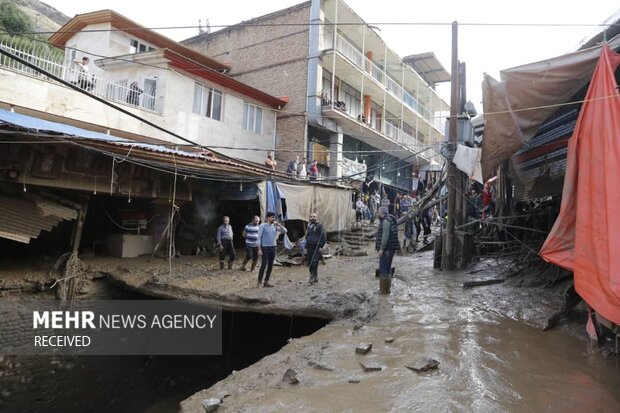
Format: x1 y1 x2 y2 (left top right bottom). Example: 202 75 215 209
0 10 287 166
183 0 450 192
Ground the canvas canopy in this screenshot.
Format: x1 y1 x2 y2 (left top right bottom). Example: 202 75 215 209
257 181 354 232
540 45 620 325
481 34 620 179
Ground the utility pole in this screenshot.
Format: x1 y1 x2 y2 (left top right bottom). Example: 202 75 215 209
442 21 459 271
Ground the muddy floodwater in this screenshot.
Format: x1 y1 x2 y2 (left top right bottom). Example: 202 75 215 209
182 249 620 413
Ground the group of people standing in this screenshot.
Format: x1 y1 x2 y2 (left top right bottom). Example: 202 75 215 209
263 152 320 180
216 211 326 287
285 155 320 180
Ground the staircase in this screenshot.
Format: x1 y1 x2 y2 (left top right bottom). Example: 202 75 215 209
338 222 377 256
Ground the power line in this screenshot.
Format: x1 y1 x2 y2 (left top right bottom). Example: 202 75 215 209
20 21 620 37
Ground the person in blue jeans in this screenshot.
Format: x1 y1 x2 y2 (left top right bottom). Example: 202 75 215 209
375 206 400 294
257 211 287 288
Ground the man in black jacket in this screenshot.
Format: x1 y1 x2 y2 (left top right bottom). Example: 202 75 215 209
376 206 400 294
306 211 326 284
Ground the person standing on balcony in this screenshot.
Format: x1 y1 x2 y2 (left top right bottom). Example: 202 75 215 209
286 155 299 178
73 56 92 90
126 81 143 106
298 158 308 180
265 151 277 170
308 160 319 181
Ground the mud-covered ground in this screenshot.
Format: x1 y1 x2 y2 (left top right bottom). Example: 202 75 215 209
3 239 619 413
139 247 619 413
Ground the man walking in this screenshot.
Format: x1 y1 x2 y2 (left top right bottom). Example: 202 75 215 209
217 216 235 269
375 206 400 294
257 212 287 288
240 215 260 272
305 212 326 284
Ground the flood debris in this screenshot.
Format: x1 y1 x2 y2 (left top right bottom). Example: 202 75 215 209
348 378 361 383
308 360 334 371
462 278 505 289
359 362 383 372
201 398 222 413
355 343 372 354
542 284 582 331
281 368 299 384
405 357 440 373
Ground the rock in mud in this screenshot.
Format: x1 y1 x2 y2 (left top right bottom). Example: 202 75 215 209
355 343 372 354
282 368 299 384
384 337 394 343
359 362 383 372
308 360 334 371
201 398 222 413
348 378 361 383
405 357 440 372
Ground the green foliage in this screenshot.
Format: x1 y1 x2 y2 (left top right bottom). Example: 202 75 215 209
0 1 34 34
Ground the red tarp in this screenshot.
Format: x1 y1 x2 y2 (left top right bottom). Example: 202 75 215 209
540 45 620 325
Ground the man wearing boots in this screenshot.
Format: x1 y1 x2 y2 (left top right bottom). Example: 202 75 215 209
257 212 287 288
240 215 260 272
306 212 326 284
376 206 400 294
216 216 235 270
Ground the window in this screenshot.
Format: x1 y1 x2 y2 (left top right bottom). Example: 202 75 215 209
243 102 263 134
193 83 223 121
130 39 155 54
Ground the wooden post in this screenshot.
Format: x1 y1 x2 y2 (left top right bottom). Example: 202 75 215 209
442 21 459 271
71 197 90 253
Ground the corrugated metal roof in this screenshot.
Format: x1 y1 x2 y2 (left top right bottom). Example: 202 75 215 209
0 109 290 179
0 193 78 244
0 109 206 160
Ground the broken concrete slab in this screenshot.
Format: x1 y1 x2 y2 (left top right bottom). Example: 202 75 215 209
201 398 221 413
355 343 372 354
359 362 383 372
405 357 440 372
282 368 299 384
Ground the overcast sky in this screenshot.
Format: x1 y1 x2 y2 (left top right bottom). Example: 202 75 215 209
41 0 619 111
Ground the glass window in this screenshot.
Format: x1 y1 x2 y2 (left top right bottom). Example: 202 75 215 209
243 102 263 134
193 83 223 121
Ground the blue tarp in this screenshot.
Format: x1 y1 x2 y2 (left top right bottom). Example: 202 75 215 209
0 109 203 159
265 180 286 221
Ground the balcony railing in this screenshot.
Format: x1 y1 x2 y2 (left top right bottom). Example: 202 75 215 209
327 32 435 124
0 36 163 114
323 102 437 164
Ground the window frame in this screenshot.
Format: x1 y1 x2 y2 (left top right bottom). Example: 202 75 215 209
242 102 263 134
193 83 223 121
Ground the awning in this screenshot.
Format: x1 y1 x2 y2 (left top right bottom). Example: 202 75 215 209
0 109 285 178
480 34 620 179
540 45 620 325
257 181 355 232
0 191 79 243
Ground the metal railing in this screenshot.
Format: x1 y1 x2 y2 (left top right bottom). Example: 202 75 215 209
327 32 436 123
0 36 163 114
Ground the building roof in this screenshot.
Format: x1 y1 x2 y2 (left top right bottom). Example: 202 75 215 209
0 109 288 179
48 9 231 72
162 49 289 108
402 52 451 86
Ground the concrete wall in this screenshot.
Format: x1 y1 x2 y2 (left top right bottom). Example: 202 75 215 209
0 64 277 165
183 3 312 167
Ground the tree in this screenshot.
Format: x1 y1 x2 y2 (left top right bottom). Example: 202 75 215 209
0 1 34 34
